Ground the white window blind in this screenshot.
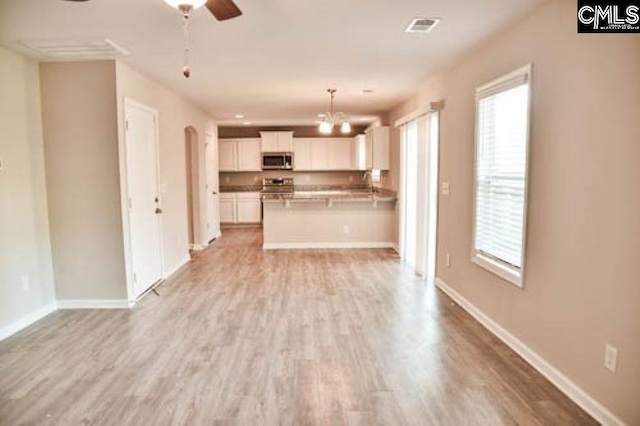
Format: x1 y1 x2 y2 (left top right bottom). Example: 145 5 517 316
473 64 531 286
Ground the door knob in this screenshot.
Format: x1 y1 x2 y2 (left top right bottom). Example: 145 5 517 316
155 208 163 214
213 191 218 195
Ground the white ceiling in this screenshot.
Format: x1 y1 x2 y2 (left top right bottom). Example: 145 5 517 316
0 0 543 125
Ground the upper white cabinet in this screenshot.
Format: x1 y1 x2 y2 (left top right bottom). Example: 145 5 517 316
236 139 261 171
294 138 352 171
328 138 353 170
219 138 261 172
293 139 312 171
260 131 294 152
219 139 237 172
352 134 368 170
310 139 330 170
364 126 390 170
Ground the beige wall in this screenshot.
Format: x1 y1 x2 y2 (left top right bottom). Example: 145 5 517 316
115 62 218 276
0 47 56 331
40 61 127 300
386 1 640 423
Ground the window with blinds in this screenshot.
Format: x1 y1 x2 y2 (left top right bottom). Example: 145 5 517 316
472 64 532 287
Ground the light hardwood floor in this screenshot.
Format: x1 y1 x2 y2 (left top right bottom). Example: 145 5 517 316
0 228 596 425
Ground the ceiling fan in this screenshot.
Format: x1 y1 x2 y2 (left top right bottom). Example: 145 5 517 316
62 0 243 78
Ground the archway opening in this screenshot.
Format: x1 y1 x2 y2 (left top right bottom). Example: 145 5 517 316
185 126 199 248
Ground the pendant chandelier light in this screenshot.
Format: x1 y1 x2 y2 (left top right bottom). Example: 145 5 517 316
318 89 351 135
162 0 207 78
162 0 243 78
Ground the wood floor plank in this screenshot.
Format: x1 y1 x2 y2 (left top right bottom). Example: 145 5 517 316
0 228 597 425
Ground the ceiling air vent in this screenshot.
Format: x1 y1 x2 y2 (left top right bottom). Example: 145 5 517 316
405 18 441 33
19 38 129 60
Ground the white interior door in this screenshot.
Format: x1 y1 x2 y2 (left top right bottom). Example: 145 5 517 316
205 133 220 242
124 101 163 299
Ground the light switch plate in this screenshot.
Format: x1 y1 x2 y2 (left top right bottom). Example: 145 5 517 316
441 182 450 195
604 344 618 373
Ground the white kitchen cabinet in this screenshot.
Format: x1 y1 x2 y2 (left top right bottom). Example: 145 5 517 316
236 192 262 223
219 138 261 171
328 138 352 170
293 138 312 171
219 193 236 223
218 139 237 172
236 138 261 171
294 137 354 171
352 134 367 170
365 126 390 170
310 139 330 170
260 131 294 152
220 192 261 224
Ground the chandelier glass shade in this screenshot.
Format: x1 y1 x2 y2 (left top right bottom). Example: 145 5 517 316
162 0 207 10
318 89 351 135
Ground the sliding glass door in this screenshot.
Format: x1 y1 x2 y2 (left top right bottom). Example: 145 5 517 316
400 112 440 279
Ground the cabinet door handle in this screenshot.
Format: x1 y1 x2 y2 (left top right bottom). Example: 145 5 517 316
155 208 163 214
213 191 218 195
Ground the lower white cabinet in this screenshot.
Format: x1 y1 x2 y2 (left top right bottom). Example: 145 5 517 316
236 193 262 223
220 192 261 224
220 194 237 223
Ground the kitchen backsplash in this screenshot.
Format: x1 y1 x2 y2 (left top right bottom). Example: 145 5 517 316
219 171 387 187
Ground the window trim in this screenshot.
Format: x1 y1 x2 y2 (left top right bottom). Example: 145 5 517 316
471 63 533 288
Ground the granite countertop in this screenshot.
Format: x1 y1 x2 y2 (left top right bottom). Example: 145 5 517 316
221 184 397 201
219 185 262 193
262 186 397 203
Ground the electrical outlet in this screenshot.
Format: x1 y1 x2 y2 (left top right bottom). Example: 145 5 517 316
343 225 350 234
604 344 618 373
21 275 30 291
441 182 450 195
446 253 451 267
224 176 231 184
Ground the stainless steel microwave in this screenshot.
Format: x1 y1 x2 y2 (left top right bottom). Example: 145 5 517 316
262 152 293 170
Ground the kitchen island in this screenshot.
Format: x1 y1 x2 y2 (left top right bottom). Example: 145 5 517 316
262 188 397 249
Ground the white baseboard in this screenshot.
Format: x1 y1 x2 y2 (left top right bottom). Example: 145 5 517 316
0 301 58 342
434 278 624 426
163 254 191 279
263 242 396 250
57 299 131 309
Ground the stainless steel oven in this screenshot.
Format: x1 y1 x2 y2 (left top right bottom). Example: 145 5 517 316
262 152 293 170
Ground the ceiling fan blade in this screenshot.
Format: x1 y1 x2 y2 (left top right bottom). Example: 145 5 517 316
205 0 242 21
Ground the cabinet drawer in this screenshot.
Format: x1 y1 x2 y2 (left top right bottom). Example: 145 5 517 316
220 193 236 200
236 192 261 200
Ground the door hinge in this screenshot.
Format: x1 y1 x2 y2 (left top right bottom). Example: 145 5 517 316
133 272 137 283
128 197 133 209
